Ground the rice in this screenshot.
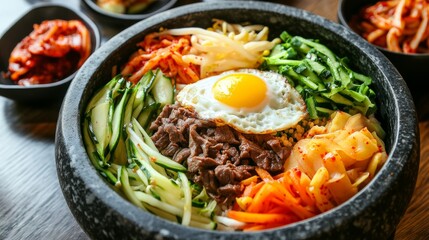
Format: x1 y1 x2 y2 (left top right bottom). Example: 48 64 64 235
276 117 327 147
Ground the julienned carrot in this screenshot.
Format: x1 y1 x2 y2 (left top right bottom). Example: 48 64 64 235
240 175 259 185
242 180 264 198
228 167 321 231
246 183 277 213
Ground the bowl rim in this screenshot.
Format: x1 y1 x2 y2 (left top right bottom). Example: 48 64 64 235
82 0 178 21
0 2 102 90
337 0 429 57
58 1 419 239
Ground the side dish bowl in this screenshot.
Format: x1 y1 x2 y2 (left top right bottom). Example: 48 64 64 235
82 0 177 26
0 3 101 102
338 0 429 92
55 2 419 239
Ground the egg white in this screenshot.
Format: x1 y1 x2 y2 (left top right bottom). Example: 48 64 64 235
176 69 307 134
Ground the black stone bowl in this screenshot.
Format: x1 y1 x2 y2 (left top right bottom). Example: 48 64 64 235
338 0 429 102
55 1 420 239
0 3 101 103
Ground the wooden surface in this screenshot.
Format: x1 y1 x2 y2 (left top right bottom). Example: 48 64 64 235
0 0 427 239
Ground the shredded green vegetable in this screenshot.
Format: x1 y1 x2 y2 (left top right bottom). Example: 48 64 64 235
261 31 377 119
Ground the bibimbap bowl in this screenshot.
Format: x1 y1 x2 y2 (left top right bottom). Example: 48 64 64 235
55 1 420 239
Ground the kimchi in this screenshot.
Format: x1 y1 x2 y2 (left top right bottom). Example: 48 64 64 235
7 19 91 86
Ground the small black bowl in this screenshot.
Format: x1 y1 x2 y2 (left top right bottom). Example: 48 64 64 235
338 0 429 93
0 3 101 103
82 0 177 27
56 1 419 239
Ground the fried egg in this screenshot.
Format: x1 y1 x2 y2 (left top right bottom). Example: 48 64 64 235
176 69 307 134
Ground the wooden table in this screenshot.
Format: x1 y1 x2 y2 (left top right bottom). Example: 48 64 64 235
0 0 427 239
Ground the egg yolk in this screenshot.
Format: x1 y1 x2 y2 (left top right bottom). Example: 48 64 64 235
212 73 267 109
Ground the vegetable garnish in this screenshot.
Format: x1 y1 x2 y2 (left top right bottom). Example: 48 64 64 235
262 31 376 119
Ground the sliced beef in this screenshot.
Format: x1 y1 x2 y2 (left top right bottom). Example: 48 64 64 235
172 148 191 164
238 134 284 172
150 104 291 206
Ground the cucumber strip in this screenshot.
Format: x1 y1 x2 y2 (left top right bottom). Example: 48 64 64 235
112 138 127 165
148 186 162 200
192 200 206 208
135 191 215 229
123 84 139 127
143 69 159 95
83 117 105 169
132 118 157 151
131 142 182 196
154 186 185 208
132 93 155 120
130 121 167 182
152 71 174 108
119 166 146 210
111 76 126 99
179 172 192 226
189 220 217 230
99 168 118 185
109 87 131 152
131 70 156 115
85 75 120 113
126 139 150 186
125 167 140 182
145 205 178 222
132 103 144 120
90 101 112 164
134 191 183 216
137 102 159 129
199 200 217 218
192 187 210 202
127 126 187 172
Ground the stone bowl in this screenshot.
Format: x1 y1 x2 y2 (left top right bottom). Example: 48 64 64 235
55 1 420 239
